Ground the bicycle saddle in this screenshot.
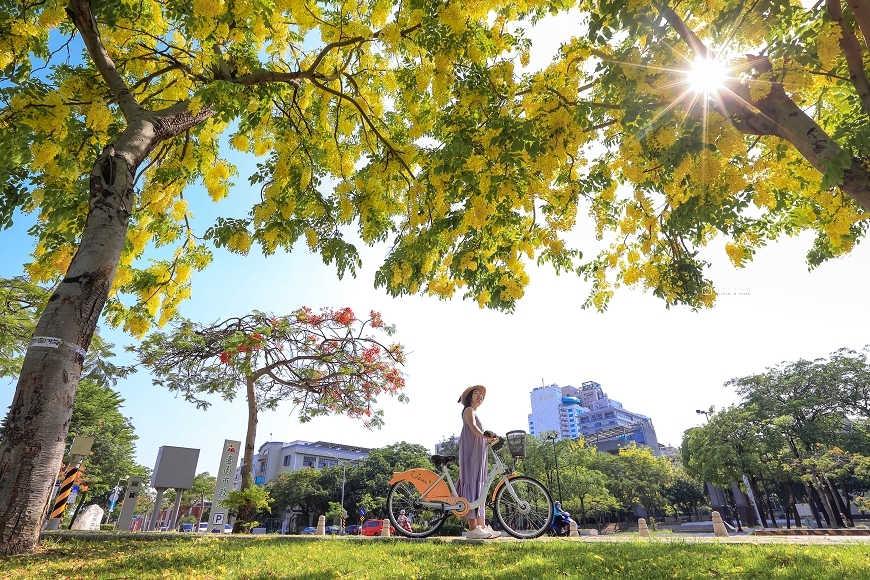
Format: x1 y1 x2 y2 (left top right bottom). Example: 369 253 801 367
430 454 457 467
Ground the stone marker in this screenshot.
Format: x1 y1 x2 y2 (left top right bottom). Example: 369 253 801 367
712 511 729 537
637 517 650 538
380 519 391 537
569 520 579 537
71 504 104 531
316 515 326 536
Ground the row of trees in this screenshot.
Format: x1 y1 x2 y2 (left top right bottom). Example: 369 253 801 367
499 434 705 527
253 433 706 533
682 347 870 529
3 0 870 553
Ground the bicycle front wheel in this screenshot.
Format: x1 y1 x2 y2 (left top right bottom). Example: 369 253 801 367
494 476 553 539
386 480 449 538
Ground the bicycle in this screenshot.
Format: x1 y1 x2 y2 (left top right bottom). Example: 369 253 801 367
386 430 553 539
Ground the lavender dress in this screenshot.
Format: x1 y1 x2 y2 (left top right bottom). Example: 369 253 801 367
457 409 488 519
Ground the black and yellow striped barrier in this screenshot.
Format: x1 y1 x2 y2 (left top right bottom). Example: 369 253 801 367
49 465 79 520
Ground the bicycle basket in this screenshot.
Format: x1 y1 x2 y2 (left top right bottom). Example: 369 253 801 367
505 430 527 458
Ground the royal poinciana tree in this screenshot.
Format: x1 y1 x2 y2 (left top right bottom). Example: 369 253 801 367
135 308 405 496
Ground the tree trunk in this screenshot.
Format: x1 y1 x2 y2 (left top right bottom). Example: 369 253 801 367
241 375 258 492
748 478 769 527
808 483 833 527
816 476 845 528
234 375 259 533
827 478 853 527
839 480 854 526
0 105 209 554
779 482 792 529
788 481 802 528
760 478 779 528
0 143 136 555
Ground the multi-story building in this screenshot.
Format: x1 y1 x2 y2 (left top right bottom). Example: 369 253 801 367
528 380 660 455
233 440 371 489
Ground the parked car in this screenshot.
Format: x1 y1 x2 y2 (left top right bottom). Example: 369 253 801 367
301 526 317 534
344 525 361 535
360 519 394 536
324 525 341 535
180 523 194 532
199 523 233 533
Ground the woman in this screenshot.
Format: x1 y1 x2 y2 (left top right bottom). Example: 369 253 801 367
457 385 499 539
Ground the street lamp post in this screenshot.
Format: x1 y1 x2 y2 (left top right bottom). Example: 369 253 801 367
696 409 711 422
325 452 348 535
545 434 563 504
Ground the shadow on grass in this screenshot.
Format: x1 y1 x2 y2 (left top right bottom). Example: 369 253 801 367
6 536 870 579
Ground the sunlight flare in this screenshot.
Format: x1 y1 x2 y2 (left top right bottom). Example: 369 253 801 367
686 58 727 94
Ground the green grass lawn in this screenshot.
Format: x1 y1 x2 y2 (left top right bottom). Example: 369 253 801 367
4 535 869 579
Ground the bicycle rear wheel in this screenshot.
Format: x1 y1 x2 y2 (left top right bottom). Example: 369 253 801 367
494 476 553 539
386 480 449 538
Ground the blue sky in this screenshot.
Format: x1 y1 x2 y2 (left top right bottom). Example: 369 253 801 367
4 196 869 477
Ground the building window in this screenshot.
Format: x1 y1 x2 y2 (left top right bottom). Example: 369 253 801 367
302 456 316 468
259 462 266 473
283 456 291 467
318 458 328 469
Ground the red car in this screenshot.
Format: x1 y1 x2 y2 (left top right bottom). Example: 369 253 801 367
360 519 395 536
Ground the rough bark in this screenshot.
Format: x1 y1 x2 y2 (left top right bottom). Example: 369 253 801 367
0 142 136 554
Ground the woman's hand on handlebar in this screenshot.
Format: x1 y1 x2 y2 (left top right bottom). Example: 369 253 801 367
483 430 499 443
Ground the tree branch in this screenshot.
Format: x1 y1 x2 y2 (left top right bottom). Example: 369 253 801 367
658 2 870 212
66 0 140 119
310 77 412 175
828 0 870 118
848 0 870 52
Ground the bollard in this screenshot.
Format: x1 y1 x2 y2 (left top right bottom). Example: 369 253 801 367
380 519 391 537
316 515 326 536
569 520 579 538
711 511 729 538
637 518 650 538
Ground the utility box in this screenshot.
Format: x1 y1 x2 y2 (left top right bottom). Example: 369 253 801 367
152 446 199 489
115 476 142 531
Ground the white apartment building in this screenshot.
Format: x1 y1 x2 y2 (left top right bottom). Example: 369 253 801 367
233 440 370 489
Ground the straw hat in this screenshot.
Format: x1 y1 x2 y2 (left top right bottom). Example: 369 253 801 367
458 385 487 404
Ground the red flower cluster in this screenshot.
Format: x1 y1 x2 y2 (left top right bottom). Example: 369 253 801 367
332 307 355 326
361 345 381 363
369 311 384 328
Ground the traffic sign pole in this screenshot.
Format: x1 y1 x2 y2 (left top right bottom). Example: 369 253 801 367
46 436 94 531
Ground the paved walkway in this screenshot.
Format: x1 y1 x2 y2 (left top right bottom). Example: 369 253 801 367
42 530 870 545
